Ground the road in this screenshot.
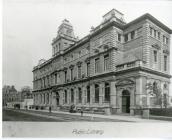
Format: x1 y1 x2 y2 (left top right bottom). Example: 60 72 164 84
3 108 130 122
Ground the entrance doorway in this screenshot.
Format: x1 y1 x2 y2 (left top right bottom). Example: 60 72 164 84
56 92 60 106
122 90 130 113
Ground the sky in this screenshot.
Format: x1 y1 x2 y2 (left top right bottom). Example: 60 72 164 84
2 0 172 91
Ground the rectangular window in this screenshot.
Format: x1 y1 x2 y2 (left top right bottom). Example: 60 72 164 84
64 71 67 83
164 55 167 71
104 83 110 102
95 84 99 103
150 27 153 36
131 31 135 40
104 54 110 71
154 29 157 38
158 32 160 40
47 76 49 86
166 38 169 44
95 58 100 73
70 68 73 81
124 34 128 42
87 86 90 103
65 90 67 103
153 50 157 63
117 33 121 42
163 35 165 43
55 74 57 84
78 65 81 79
71 89 74 103
78 88 82 103
87 62 90 76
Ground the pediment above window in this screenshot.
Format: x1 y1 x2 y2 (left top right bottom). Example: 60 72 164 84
63 67 68 71
152 44 161 50
69 64 74 69
85 58 90 63
163 49 170 55
76 61 82 66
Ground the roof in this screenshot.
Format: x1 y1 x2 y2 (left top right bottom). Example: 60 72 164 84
124 13 172 34
33 12 172 71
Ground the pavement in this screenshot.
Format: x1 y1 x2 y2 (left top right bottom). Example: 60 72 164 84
4 108 172 122
31 108 170 122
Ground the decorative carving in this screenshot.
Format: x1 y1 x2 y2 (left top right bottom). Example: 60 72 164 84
152 44 161 50
116 79 135 86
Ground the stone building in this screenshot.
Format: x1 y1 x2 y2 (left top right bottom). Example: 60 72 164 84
2 85 21 107
32 9 171 115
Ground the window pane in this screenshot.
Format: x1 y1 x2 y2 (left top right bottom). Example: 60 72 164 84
104 54 110 71
153 50 157 62
164 56 167 71
95 84 99 103
71 89 74 103
124 34 128 42
118 33 121 42
78 88 82 103
87 63 90 76
87 86 90 103
95 58 100 73
131 31 135 39
104 83 110 102
78 66 81 78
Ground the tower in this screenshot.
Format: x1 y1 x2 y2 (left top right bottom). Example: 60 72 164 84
52 19 77 57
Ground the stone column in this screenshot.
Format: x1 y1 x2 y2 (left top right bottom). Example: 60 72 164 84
110 81 117 114
136 76 149 118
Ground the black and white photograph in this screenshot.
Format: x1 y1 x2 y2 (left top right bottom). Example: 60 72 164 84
2 0 172 138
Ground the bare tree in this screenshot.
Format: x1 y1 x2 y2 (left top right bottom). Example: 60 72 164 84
146 81 162 107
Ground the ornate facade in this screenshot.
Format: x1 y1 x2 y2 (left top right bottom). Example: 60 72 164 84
32 9 171 115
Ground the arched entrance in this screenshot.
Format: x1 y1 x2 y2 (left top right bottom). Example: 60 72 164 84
122 90 130 113
55 92 60 106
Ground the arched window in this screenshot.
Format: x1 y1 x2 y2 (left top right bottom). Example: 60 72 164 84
87 86 90 103
104 83 110 102
95 84 99 103
71 89 74 103
44 94 46 104
64 90 67 103
47 93 49 104
78 87 82 103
